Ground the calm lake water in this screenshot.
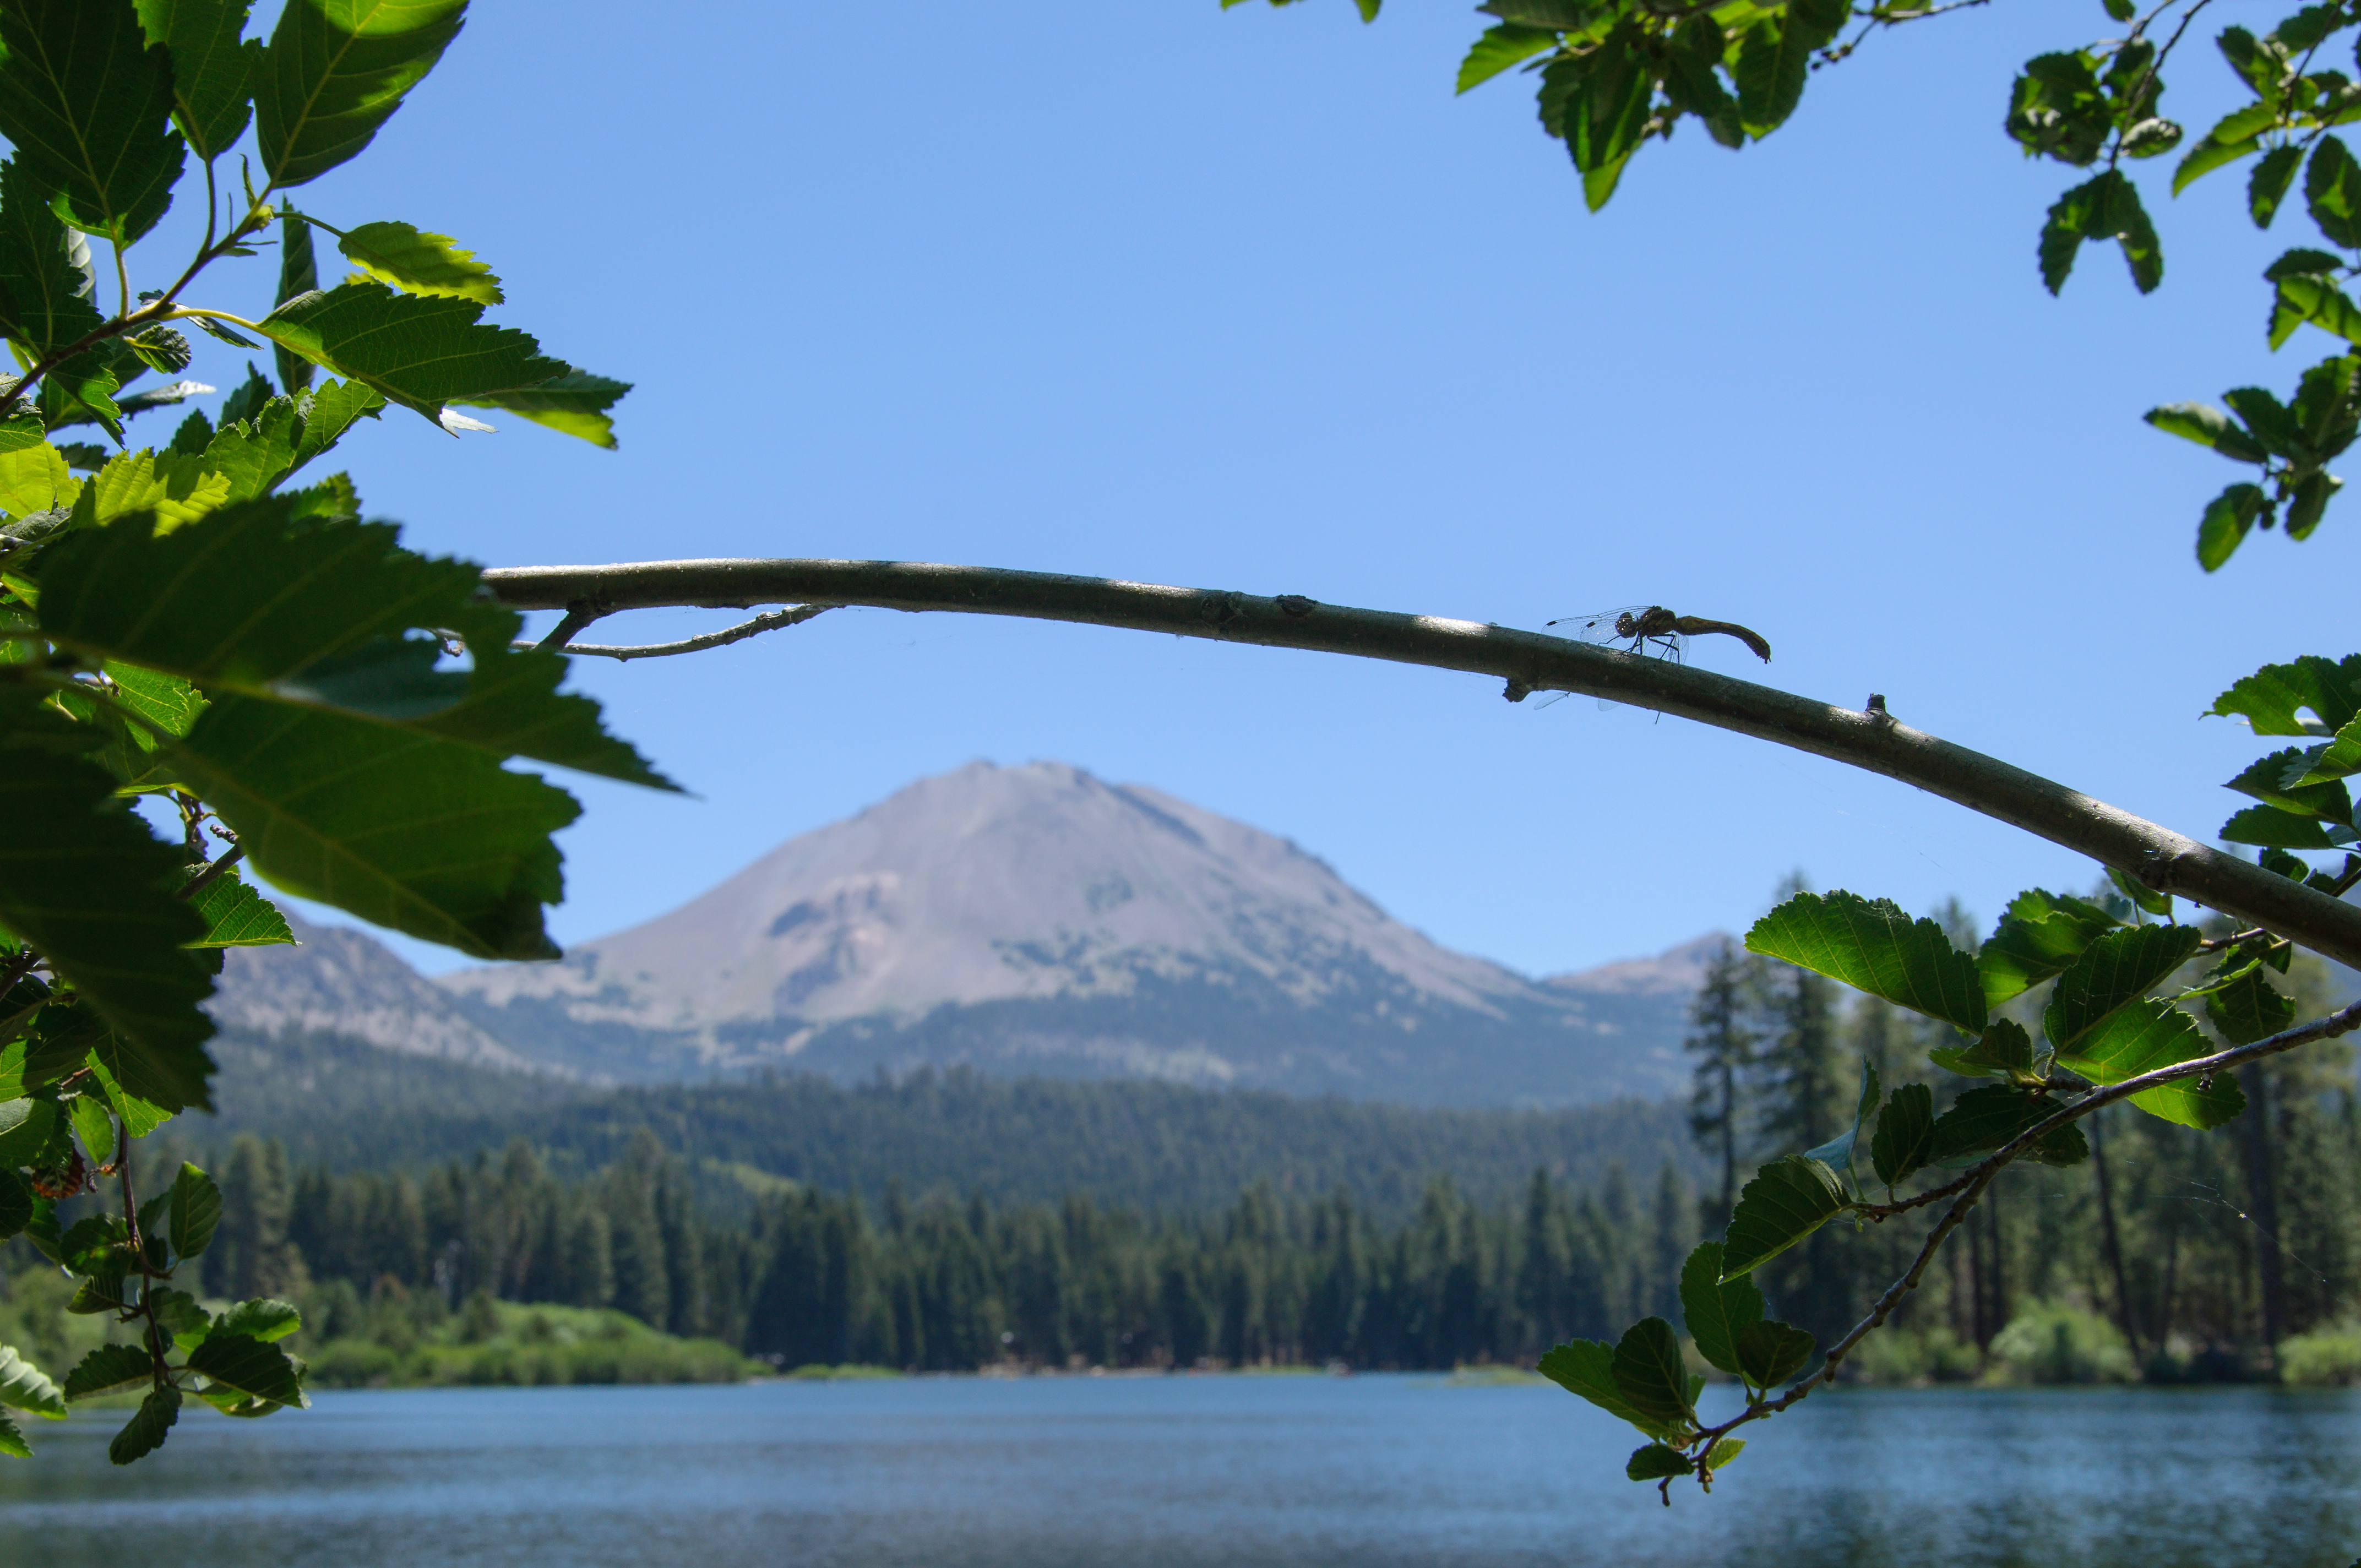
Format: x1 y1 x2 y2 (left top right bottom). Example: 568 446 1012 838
2 1377 2357 1567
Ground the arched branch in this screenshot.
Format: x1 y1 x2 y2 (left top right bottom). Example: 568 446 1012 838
478 557 2361 970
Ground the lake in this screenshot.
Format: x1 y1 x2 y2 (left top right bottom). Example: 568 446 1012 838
3 1377 2357 1567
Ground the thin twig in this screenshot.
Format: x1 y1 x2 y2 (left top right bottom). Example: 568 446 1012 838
477 558 2361 970
534 604 604 651
530 603 839 661
175 844 246 902
115 1126 167 1391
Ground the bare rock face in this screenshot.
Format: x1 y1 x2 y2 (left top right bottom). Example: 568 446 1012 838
209 911 551 1076
211 761 1717 1106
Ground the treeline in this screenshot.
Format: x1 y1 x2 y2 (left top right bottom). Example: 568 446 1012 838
152 1131 1699 1371
1682 910 2361 1374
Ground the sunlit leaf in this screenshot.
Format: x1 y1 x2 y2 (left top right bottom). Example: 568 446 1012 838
254 0 467 189
0 0 186 244
1746 890 1985 1033
1721 1155 1848 1280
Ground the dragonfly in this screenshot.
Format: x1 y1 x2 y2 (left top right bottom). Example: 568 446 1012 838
1518 605 1772 711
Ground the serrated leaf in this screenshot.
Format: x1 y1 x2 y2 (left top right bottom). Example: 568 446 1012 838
2221 803 2346 850
84 448 233 531
108 1386 177 1464
1927 1085 2088 1168
455 368 629 450
124 326 192 375
214 1297 300 1342
0 694 215 1106
2042 924 2205 1053
37 499 672 788
62 1342 151 1401
1733 1318 1814 1391
1538 1338 1658 1432
2197 480 2271 571
2310 135 2361 248
2204 956 2298 1048
2057 998 2246 1129
0 1408 26 1458
188 1331 307 1408
0 1097 54 1168
86 1052 170 1135
2251 143 2305 226
104 661 205 739
200 379 385 501
2106 866 2173 919
1745 890 1986 1033
2228 746 2354 821
167 1161 220 1259
185 867 294 946
274 205 319 393
0 441 81 519
0 1344 63 1418
1979 889 2120 1008
1609 1316 1693 1436
0 160 102 356
1732 0 1843 137
1930 1017 2046 1084
67 1093 113 1166
255 0 467 189
1705 1436 1745 1469
1625 1442 1690 1482
1869 1081 1935 1191
338 220 500 303
147 1286 210 1352
2211 654 2361 735
2284 716 2361 787
254 281 564 426
1721 1155 1848 1280
1456 23 1558 95
134 0 260 160
0 0 186 245
1678 1240 1762 1376
167 695 578 960
2145 401 2273 464
0 1170 30 1243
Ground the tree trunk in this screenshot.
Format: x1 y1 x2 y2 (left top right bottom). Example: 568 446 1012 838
2090 1108 2142 1362
2238 1064 2286 1365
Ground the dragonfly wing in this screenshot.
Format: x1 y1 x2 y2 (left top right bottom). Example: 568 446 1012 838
1547 606 1651 645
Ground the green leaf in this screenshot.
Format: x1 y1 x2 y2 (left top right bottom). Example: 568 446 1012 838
1869 1081 1935 1191
1927 1084 2088 1167
124 326 193 375
1931 1017 2047 1084
0 440 79 519
2270 273 2361 350
0 1344 63 1418
2041 924 2205 1053
0 1097 57 1166
0 0 186 246
2227 746 2355 821
134 0 260 160
107 1386 177 1464
1803 1058 1879 1189
36 500 671 788
67 1092 112 1166
2284 716 2361 787
0 1170 30 1243
105 661 205 740
1537 1338 1658 1432
2251 143 2305 226
2210 654 2361 736
214 1297 300 1342
61 1342 150 1401
187 1331 306 1407
2310 135 2361 248
86 1051 170 1135
0 1408 26 1458
2145 401 2272 464
1732 0 1844 137
254 0 468 189
167 1161 220 1258
1732 1318 1814 1391
338 220 501 303
2205 955 2297 1047
2057 999 2246 1129
269 205 320 394
1978 889 2120 1008
1456 23 1557 95
201 379 385 501
1677 1240 1762 1376
455 369 630 450
184 867 293 946
2106 867 2173 920
0 160 102 356
83 448 233 530
2174 118 2265 194
167 695 578 960
2042 170 2161 295
1625 1442 1691 1482
2223 802 2345 849
147 1286 209 1352
1745 890 1986 1033
0 694 215 1106
1609 1316 1693 1436
254 281 565 427
1721 1155 1848 1279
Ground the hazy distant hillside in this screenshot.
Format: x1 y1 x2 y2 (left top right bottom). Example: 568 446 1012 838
209 761 1718 1107
199 1029 1696 1220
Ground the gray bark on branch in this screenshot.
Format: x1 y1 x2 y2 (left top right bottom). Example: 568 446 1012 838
477 557 2361 970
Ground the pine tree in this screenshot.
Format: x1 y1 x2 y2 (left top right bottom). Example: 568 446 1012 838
1684 939 1760 1227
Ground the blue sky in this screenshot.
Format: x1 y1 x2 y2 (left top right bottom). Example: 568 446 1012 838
134 2 2360 978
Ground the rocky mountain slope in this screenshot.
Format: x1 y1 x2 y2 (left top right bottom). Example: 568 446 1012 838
213 762 1717 1107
